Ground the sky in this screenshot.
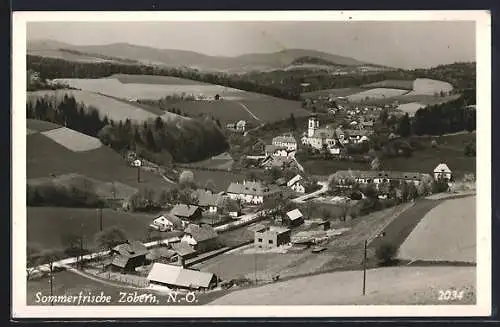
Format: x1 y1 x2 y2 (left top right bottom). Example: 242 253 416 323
27 21 476 69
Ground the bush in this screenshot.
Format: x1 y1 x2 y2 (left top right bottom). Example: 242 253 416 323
375 242 398 266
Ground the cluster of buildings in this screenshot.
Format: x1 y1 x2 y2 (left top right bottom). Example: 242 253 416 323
226 120 247 133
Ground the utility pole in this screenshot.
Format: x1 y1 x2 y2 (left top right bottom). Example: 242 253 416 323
254 250 257 284
362 239 367 296
137 166 141 183
49 270 54 306
98 207 103 232
80 223 84 269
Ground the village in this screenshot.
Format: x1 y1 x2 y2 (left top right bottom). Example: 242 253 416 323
30 96 462 297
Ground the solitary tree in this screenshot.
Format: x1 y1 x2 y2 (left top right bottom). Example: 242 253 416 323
179 170 195 187
370 157 381 171
398 113 411 137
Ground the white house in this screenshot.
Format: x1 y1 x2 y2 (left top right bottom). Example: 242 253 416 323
149 214 183 232
287 174 306 193
433 163 452 181
236 120 246 133
192 189 224 214
265 145 289 158
272 135 297 151
227 181 281 205
332 170 431 187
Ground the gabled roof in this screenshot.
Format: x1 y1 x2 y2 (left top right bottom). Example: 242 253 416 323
171 242 196 257
184 224 218 242
192 189 223 208
286 209 304 221
311 128 336 139
146 247 177 261
434 163 452 173
111 255 129 268
147 263 215 289
287 174 303 187
112 241 149 258
170 204 201 218
265 144 288 154
154 214 183 229
272 135 297 144
275 177 287 186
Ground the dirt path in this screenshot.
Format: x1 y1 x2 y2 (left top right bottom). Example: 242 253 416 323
237 102 261 121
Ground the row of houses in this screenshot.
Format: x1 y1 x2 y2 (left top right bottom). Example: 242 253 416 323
226 120 247 133
331 163 453 187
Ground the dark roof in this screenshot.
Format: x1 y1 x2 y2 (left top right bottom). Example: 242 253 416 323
275 177 287 186
146 247 177 261
184 224 218 242
111 255 129 268
170 204 201 218
171 242 196 257
154 213 183 229
112 241 148 258
192 189 223 207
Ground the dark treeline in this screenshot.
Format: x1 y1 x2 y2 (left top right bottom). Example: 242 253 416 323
411 92 476 136
246 62 476 95
27 183 106 208
27 55 300 100
27 94 229 163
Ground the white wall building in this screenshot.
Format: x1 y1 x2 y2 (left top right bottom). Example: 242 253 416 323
272 135 297 151
433 163 452 181
302 115 337 151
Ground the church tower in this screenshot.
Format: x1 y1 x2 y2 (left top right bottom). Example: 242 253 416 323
308 114 319 138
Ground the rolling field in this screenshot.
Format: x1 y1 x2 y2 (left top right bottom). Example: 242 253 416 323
27 119 61 132
112 73 211 85
41 127 102 152
27 130 173 190
398 196 476 263
361 79 414 90
28 90 179 122
53 77 257 101
347 88 410 102
27 206 182 252
209 266 475 305
410 78 454 95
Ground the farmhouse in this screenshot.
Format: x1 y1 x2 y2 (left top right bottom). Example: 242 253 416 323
227 181 282 205
301 114 337 151
434 163 452 181
147 263 218 291
146 247 177 264
192 189 224 214
254 226 291 249
110 240 149 272
287 174 306 194
170 204 203 222
272 134 298 151
261 156 297 170
149 214 184 232
284 209 305 227
332 170 431 187
265 144 289 158
181 224 219 253
236 120 247 133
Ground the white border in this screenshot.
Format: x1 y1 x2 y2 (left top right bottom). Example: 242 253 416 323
12 10 491 318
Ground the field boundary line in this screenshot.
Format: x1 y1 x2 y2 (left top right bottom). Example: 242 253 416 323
237 102 261 121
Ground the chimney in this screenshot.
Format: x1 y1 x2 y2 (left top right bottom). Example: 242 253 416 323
178 255 185 268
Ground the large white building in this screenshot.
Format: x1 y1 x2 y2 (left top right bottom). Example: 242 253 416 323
226 181 282 205
272 135 297 151
301 114 339 154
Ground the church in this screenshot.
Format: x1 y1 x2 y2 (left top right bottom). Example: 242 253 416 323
300 114 340 154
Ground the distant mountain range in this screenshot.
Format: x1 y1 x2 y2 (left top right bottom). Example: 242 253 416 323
27 39 391 73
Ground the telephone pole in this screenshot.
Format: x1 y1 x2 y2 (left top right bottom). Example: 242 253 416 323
362 239 367 296
49 271 54 306
98 207 103 232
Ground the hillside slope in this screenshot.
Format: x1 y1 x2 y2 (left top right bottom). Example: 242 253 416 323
28 39 378 72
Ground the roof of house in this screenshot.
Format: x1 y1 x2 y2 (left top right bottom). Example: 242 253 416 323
147 263 215 289
192 189 223 208
261 156 295 169
111 255 130 268
287 174 303 187
170 204 201 218
434 163 452 173
256 226 291 235
311 128 336 139
236 120 246 127
154 214 183 229
112 241 149 258
345 129 370 137
247 223 267 232
265 144 288 154
171 242 197 257
286 209 304 221
227 181 280 197
272 135 297 144
146 247 177 261
275 177 287 186
184 224 218 242
334 170 428 181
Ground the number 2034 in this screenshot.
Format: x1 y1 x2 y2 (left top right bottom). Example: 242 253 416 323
438 289 464 301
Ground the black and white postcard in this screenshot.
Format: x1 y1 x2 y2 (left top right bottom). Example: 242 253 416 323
11 10 491 318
